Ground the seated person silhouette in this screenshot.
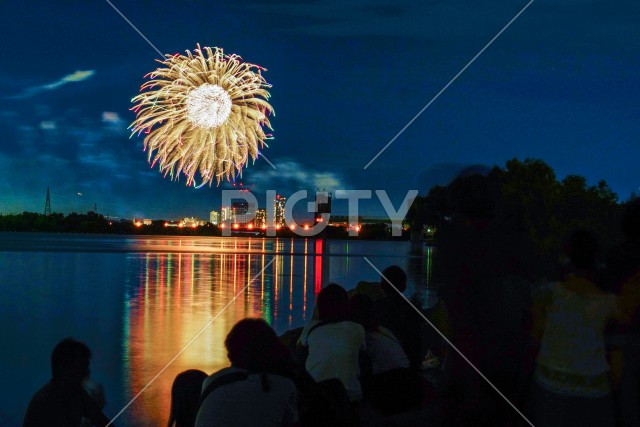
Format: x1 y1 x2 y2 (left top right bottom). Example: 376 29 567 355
374 266 423 370
299 284 366 402
23 338 111 427
168 369 208 427
195 318 299 427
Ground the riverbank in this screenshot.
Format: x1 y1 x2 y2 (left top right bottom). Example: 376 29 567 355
0 212 410 241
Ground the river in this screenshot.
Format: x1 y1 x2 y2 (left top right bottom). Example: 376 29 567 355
0 233 434 426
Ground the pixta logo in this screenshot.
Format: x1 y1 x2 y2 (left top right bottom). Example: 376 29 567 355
220 190 417 237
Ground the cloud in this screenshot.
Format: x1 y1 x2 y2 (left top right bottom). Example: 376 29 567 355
39 121 56 130
245 159 345 192
313 173 341 190
6 70 95 100
237 0 531 39
101 112 121 124
239 0 421 38
101 111 127 134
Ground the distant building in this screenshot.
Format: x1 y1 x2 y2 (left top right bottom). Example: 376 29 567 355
232 201 249 225
254 208 267 228
274 195 286 227
221 205 233 223
314 190 332 224
181 217 203 228
329 215 360 227
209 210 219 225
133 218 153 227
247 199 257 223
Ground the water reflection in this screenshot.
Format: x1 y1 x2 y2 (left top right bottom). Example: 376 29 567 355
116 237 421 425
122 239 324 425
418 245 441 310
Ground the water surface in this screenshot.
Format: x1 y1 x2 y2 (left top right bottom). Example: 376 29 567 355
0 233 430 426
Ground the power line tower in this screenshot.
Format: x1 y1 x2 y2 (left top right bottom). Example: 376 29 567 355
44 187 51 216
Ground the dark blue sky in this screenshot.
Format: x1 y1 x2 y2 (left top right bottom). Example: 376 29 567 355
1 0 638 220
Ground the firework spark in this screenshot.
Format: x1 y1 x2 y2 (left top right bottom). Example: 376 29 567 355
130 45 274 186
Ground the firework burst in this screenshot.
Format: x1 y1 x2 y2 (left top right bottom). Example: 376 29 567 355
130 45 274 186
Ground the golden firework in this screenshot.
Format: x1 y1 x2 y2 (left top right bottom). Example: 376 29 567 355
130 45 274 186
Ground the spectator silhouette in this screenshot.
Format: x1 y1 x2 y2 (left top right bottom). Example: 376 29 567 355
532 230 618 427
168 369 207 427
350 293 424 416
606 198 640 426
350 294 409 376
436 172 536 425
373 266 423 371
299 284 366 402
23 338 111 427
195 318 299 427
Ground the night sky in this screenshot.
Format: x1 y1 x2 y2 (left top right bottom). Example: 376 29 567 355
1 0 638 220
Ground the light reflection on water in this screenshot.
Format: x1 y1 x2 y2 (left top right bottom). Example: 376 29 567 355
0 234 433 426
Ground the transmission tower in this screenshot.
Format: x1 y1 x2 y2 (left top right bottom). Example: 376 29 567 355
44 187 51 216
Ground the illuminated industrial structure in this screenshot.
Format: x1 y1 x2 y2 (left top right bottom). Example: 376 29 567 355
274 195 286 227
314 190 332 224
180 217 205 228
254 208 267 228
133 218 153 227
232 201 250 224
209 210 219 225
221 206 233 223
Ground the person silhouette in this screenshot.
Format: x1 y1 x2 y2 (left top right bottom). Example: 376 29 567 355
168 370 208 427
195 318 299 427
373 266 423 371
532 230 617 427
23 338 111 427
299 284 366 402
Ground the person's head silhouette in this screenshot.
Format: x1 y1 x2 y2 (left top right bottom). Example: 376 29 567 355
168 369 208 427
51 338 91 386
316 283 349 322
380 265 407 295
